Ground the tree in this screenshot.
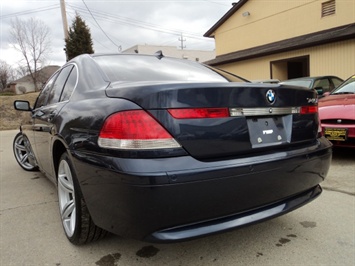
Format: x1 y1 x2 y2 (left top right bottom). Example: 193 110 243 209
0 60 15 91
9 17 51 91
65 14 94 61
15 65 29 80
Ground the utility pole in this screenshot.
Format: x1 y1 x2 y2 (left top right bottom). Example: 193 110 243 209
60 0 69 40
60 0 69 61
178 33 186 50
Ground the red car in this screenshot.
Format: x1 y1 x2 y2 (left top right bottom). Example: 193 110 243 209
319 75 355 148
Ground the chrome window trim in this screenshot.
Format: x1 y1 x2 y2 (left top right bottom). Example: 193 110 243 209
61 63 79 102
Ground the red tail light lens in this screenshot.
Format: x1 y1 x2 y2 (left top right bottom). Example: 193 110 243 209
300 106 318 114
98 110 180 150
168 108 229 119
299 105 321 137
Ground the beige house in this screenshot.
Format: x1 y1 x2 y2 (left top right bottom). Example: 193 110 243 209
204 0 355 81
10 65 60 94
123 44 215 63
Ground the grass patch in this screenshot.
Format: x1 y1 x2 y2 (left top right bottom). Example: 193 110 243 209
0 91 16 96
0 92 40 130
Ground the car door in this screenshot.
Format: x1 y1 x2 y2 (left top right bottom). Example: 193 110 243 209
30 72 59 167
32 65 74 179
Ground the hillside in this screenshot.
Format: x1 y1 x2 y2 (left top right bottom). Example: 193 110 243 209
0 92 39 130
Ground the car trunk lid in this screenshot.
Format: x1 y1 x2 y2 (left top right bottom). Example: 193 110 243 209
106 81 319 159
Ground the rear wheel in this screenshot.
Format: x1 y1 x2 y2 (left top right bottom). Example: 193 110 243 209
57 152 107 245
13 132 38 171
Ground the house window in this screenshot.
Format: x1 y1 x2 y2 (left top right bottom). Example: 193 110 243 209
322 0 335 17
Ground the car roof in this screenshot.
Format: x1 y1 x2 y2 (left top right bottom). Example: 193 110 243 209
283 76 341 82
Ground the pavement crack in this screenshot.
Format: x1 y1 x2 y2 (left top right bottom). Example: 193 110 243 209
322 187 355 196
0 200 58 212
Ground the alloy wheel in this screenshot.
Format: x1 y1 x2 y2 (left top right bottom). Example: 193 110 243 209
13 133 37 171
58 159 76 238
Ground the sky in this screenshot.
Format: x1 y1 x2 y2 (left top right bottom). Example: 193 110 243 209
0 0 234 68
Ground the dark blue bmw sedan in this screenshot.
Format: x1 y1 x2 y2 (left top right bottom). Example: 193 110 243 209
13 53 332 244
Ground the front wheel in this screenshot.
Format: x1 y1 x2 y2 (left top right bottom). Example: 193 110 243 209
57 152 107 245
13 132 38 171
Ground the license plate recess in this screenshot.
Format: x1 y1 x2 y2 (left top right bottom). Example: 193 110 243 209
247 115 292 148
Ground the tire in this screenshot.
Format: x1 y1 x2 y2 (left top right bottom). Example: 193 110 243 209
57 152 107 245
13 132 38 171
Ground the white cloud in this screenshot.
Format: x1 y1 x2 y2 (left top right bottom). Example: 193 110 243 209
1 0 232 67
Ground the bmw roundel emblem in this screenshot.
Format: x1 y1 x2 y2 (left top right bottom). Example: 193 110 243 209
266 89 276 104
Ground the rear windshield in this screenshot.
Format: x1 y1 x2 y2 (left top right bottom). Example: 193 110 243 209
93 54 245 83
280 80 312 88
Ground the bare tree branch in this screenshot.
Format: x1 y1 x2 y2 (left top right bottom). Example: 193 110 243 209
9 17 51 91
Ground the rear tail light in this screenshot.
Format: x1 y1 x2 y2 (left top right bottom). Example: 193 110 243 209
299 105 322 137
167 106 318 117
300 106 318 114
168 108 229 119
98 110 181 150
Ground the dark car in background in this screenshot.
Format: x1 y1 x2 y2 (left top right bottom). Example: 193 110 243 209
319 75 355 148
280 76 343 96
13 53 332 245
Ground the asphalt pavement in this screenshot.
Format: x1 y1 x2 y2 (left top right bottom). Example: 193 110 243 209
1 130 354 266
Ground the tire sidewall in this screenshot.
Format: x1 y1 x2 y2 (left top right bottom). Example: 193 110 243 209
58 152 84 244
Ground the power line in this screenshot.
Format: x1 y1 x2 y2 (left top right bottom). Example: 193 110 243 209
217 0 319 36
67 11 116 52
67 3 207 40
81 0 122 51
202 0 231 7
66 9 128 46
0 5 60 20
68 2 216 51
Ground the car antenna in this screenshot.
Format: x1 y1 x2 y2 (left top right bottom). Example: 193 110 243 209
154 50 164 60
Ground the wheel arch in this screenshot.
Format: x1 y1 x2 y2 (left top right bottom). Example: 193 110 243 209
52 139 68 179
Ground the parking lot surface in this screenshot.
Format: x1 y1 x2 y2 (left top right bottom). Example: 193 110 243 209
1 130 354 265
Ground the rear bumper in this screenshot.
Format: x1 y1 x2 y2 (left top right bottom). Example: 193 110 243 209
71 137 332 242
147 185 321 242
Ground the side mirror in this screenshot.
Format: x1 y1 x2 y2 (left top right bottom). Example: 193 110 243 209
14 100 32 111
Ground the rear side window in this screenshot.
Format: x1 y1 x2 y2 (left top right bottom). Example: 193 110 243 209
60 66 78 102
35 72 59 108
93 55 232 83
47 65 74 105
